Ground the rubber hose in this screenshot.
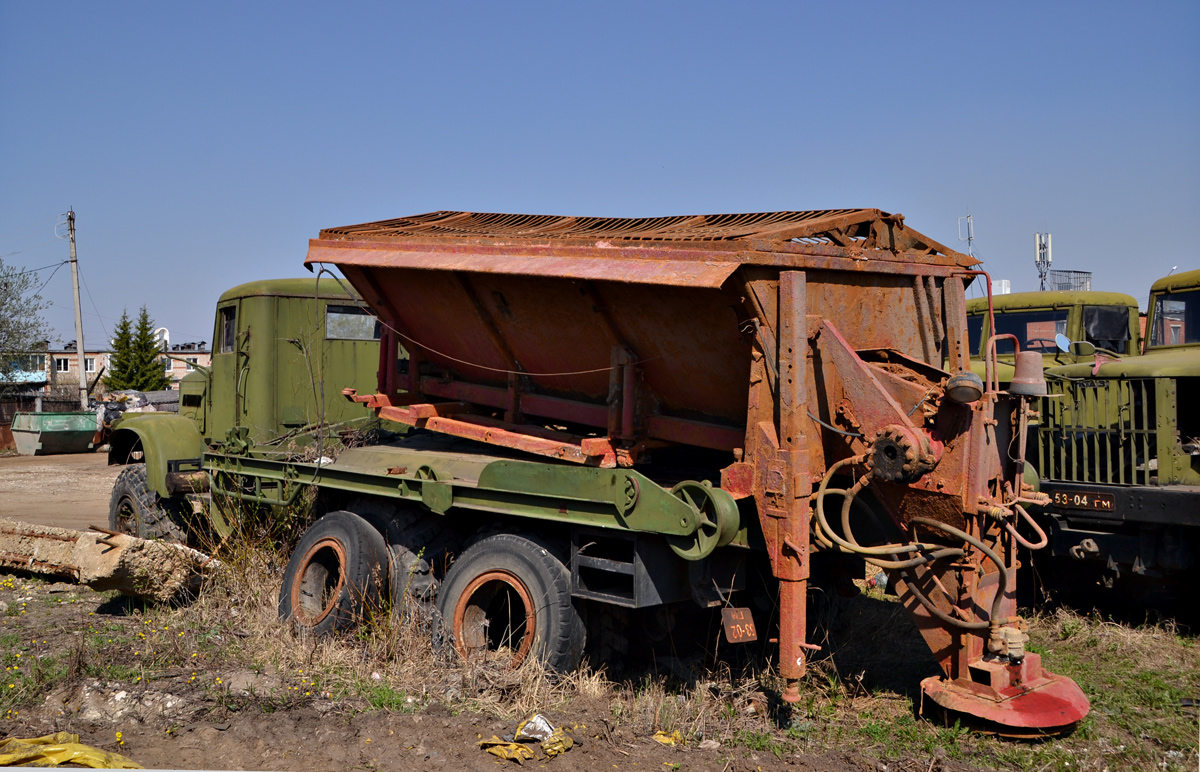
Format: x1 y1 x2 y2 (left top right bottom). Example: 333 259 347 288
814 459 935 557
1005 503 1049 550
908 516 1010 626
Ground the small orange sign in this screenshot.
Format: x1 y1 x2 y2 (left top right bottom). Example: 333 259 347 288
721 607 758 643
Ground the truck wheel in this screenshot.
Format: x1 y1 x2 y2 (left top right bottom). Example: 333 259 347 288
340 498 460 607
278 510 388 636
109 464 188 543
437 533 584 672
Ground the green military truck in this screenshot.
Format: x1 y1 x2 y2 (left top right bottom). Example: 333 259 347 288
107 278 383 540
965 290 1141 388
108 209 1089 732
1030 269 1199 598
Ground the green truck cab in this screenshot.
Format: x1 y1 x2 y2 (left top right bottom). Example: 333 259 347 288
1031 269 1199 594
107 278 382 535
966 291 1141 387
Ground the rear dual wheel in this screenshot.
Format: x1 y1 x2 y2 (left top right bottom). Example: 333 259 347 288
437 533 584 672
278 510 389 636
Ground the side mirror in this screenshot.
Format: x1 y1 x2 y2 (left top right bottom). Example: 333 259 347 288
1054 334 1095 357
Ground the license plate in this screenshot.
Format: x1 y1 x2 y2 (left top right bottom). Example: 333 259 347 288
721 607 758 643
1051 490 1116 512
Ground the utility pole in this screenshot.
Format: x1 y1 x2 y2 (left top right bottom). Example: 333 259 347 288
67 210 88 409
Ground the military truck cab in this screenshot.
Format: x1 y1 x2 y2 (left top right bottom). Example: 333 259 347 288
107 278 383 538
966 291 1141 387
1031 269 1200 601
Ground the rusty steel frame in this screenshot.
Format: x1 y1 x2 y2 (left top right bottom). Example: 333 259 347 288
310 209 1088 731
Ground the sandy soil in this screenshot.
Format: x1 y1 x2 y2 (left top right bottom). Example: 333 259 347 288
0 451 120 532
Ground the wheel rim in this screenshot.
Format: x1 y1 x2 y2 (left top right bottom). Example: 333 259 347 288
115 495 140 537
452 569 536 667
291 537 347 627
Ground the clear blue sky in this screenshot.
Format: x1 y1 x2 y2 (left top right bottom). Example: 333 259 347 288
2 2 1197 347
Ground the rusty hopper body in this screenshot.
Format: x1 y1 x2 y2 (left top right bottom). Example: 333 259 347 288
303 208 1087 731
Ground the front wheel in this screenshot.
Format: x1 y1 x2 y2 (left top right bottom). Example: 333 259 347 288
109 464 189 542
278 510 389 636
437 533 584 672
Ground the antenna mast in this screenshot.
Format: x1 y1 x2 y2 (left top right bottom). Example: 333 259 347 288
958 214 976 259
1035 232 1052 291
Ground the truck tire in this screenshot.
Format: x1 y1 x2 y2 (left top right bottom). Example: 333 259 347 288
437 533 584 672
278 510 389 637
109 464 189 543
340 498 460 607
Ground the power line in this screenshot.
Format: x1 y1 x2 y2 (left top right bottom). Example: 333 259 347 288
2 259 68 276
1 240 61 260
77 264 110 343
33 261 67 295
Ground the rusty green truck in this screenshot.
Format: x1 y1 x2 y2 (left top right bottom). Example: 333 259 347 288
109 210 1090 733
107 278 383 540
1031 269 1200 598
966 290 1142 388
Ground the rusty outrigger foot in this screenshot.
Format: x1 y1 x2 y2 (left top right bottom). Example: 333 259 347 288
0 519 218 602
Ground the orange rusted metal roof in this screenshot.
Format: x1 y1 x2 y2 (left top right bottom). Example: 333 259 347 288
307 209 975 288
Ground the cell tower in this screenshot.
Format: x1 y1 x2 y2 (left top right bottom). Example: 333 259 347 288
1035 232 1052 291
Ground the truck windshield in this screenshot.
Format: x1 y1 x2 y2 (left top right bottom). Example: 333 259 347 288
1149 289 1199 347
1082 305 1132 353
993 310 1068 354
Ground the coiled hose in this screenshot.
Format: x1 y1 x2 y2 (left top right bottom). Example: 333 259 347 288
812 457 1012 631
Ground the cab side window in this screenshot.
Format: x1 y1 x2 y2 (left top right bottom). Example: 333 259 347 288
326 305 381 341
217 307 237 353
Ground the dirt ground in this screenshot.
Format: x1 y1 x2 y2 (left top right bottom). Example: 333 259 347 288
0 450 120 531
0 576 976 772
0 454 987 772
1 455 1194 772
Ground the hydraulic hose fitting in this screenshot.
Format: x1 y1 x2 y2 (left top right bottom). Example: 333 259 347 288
988 617 1030 661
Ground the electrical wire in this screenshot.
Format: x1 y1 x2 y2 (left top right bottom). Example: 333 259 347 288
1 259 67 275
807 410 864 439
76 265 110 344
33 262 67 295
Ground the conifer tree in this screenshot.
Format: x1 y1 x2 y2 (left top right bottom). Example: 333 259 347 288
103 310 134 390
105 306 170 391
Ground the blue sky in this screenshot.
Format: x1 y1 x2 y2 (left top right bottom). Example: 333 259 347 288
2 2 1197 347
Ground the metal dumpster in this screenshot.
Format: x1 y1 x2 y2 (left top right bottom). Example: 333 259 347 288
10 411 98 456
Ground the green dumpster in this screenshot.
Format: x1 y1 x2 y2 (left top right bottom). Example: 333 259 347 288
10 412 98 456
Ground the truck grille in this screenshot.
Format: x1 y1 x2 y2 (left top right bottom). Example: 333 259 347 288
1037 378 1159 485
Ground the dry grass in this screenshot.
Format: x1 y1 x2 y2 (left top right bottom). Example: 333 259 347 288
126 521 1200 771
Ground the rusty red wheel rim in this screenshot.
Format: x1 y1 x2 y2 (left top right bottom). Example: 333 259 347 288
291 537 347 626
452 569 536 668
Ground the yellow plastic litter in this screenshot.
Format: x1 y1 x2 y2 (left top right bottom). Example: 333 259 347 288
0 732 143 768
478 735 535 764
651 729 684 746
541 727 574 758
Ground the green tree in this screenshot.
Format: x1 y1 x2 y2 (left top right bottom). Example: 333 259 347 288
103 310 134 390
105 306 170 391
0 257 52 383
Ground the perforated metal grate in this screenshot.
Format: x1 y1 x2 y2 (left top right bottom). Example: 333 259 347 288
321 208 889 245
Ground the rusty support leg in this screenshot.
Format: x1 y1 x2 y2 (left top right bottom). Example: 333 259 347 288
777 270 812 703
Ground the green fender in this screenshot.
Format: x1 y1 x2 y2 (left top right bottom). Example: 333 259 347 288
108 413 207 499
